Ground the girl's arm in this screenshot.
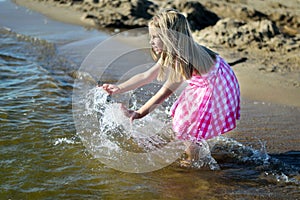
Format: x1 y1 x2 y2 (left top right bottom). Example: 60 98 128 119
102 62 161 95
126 78 182 121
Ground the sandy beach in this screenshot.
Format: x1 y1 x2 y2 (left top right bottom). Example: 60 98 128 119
11 0 300 154
1 1 300 199
13 0 300 107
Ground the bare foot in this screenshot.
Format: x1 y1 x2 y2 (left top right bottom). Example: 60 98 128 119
179 159 192 167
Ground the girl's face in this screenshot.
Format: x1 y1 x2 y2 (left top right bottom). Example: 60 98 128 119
149 27 163 55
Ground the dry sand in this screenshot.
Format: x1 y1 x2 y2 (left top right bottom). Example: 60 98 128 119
13 0 89 27
12 0 300 154
13 0 299 107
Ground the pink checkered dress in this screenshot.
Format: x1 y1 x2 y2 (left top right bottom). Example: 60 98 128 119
170 56 240 141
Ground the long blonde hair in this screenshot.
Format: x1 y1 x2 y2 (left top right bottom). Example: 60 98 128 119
149 9 218 82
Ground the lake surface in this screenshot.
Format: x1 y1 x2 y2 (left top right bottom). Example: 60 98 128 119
0 0 299 199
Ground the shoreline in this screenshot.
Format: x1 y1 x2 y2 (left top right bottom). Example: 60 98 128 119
13 0 92 28
13 0 300 108
1 2 300 199
8 0 300 154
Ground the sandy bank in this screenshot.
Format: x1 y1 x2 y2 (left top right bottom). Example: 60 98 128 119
13 0 300 108
13 0 91 27
10 0 300 154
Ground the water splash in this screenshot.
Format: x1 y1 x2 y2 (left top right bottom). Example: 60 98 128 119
73 82 299 178
191 140 220 171
53 137 78 146
209 136 300 185
73 85 187 173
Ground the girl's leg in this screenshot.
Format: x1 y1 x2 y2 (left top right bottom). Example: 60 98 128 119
182 140 220 170
180 141 200 166
185 142 201 161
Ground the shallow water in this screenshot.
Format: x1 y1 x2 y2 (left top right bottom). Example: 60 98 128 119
0 1 299 199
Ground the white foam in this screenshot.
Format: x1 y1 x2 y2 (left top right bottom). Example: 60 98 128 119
54 137 77 146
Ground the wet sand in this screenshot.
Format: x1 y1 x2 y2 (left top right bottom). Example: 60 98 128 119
11 0 300 154
228 100 300 154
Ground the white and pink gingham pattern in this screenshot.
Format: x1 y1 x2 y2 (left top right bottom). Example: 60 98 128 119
170 56 240 141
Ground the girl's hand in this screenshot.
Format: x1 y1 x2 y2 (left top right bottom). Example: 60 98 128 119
102 84 121 95
120 104 142 122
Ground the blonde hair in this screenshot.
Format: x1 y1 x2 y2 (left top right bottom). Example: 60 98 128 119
149 9 218 82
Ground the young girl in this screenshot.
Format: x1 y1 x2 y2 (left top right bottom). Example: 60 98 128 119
102 9 240 164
